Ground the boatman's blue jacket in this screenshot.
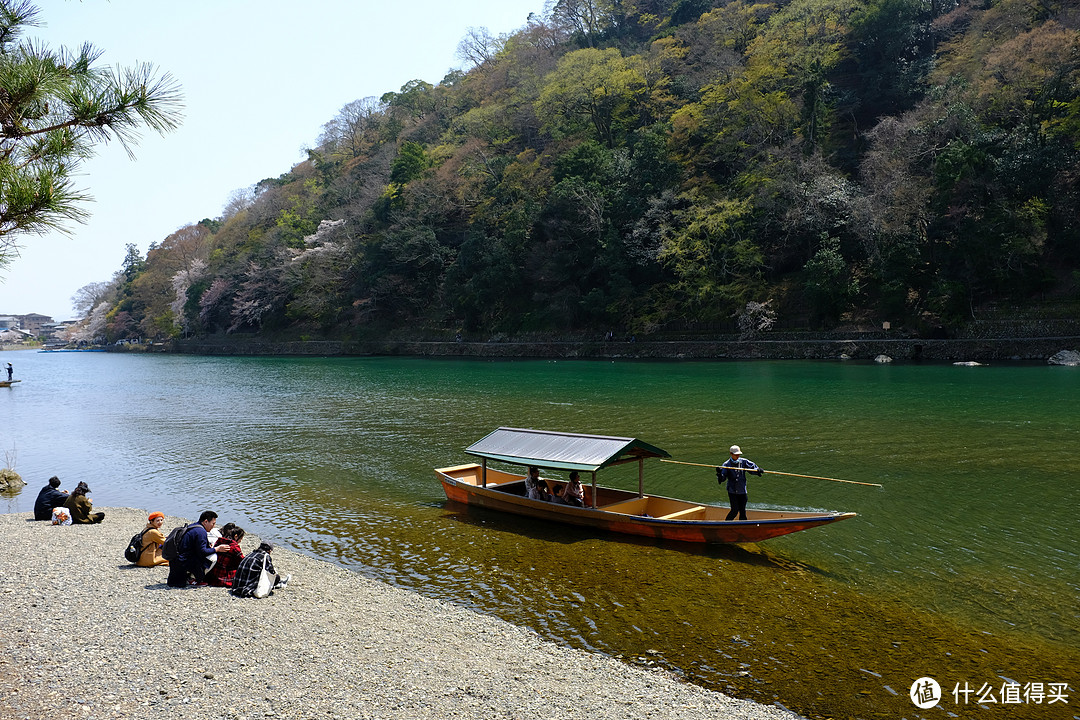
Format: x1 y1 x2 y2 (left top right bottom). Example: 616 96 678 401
719 457 762 495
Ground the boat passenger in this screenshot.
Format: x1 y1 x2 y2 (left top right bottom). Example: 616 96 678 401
524 466 551 501
559 471 585 507
64 481 105 524
717 445 763 521
136 512 170 567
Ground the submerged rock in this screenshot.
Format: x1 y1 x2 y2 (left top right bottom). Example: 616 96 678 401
1048 350 1080 366
874 354 893 363
953 361 984 366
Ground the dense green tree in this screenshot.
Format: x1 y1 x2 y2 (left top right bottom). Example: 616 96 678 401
803 234 859 320
390 141 429 184
535 47 649 147
848 0 930 119
672 63 799 180
444 229 526 330
120 243 145 281
657 190 762 318
548 0 618 48
669 0 713 26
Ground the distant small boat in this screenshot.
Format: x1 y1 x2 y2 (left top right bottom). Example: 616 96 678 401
435 427 856 544
0 380 21 387
38 348 105 352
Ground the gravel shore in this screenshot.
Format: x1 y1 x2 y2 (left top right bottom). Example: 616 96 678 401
0 508 800 720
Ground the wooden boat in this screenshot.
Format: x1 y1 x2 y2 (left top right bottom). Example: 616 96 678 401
0 380 20 387
436 427 856 544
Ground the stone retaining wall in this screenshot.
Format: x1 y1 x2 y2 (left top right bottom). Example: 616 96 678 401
161 336 1080 362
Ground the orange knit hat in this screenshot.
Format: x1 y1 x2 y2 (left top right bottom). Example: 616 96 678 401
148 511 165 521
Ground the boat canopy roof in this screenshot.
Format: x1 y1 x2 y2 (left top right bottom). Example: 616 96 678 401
465 427 671 472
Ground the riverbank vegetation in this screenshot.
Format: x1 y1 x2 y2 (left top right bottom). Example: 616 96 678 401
69 0 1080 345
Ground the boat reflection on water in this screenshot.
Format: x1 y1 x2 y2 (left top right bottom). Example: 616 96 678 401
438 501 821 572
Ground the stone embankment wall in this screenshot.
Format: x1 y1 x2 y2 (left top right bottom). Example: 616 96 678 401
161 336 1080 362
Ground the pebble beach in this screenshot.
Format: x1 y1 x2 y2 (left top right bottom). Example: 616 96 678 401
0 508 800 720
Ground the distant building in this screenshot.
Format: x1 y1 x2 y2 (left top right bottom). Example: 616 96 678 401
0 313 54 335
0 327 31 343
17 313 52 334
40 321 74 346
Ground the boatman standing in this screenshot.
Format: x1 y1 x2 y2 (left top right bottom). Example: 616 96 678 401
717 444 763 521
5 363 11 381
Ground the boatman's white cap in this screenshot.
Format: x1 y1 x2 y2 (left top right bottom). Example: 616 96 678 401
729 445 742 455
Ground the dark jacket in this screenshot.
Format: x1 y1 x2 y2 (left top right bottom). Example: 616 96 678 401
177 522 215 568
720 457 762 495
34 486 69 521
231 549 276 597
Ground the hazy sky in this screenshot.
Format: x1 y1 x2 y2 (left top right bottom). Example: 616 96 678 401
0 1 542 321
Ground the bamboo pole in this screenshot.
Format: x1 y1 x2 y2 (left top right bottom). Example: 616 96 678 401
659 459 883 487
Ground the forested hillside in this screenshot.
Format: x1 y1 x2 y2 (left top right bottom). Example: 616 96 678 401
73 0 1080 343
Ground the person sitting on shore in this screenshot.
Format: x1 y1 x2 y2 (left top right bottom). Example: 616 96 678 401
166 511 218 588
231 541 290 598
207 527 246 587
64 482 105 524
136 512 170 567
207 521 236 546
203 520 236 572
33 476 69 521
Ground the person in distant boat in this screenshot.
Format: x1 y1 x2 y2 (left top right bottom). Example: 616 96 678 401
524 466 550 501
167 510 219 587
64 481 105 523
137 512 170 567
5 363 11 381
558 471 585 507
33 476 69 521
717 445 763 521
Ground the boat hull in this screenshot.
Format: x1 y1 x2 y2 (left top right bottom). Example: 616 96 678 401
436 464 855 544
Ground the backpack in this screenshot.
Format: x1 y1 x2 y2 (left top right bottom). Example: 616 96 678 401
161 524 191 562
124 528 150 563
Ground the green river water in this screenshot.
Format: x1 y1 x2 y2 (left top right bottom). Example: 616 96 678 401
1 351 1076 719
